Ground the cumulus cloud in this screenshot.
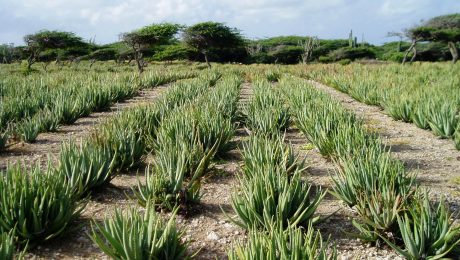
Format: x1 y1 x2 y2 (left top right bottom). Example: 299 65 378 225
0 0 458 45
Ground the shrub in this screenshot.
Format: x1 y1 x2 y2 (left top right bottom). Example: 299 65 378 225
338 58 352 65
328 47 376 61
91 207 188 260
318 56 332 63
0 163 84 246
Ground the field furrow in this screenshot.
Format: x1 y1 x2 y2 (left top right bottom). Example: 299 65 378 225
308 79 460 200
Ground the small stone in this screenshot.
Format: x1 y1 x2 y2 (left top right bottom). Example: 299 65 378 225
207 231 219 241
224 223 233 229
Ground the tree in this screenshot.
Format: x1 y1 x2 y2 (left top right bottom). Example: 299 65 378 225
183 22 244 68
299 37 320 64
406 14 460 63
121 23 181 73
23 30 87 70
0 43 16 64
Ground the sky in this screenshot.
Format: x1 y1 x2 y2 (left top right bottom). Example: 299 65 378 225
1 0 459 46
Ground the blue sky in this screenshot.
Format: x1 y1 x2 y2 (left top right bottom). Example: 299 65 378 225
1 0 459 46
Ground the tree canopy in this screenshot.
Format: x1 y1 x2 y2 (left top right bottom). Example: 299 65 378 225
183 22 244 68
121 23 181 72
23 30 90 69
408 13 460 63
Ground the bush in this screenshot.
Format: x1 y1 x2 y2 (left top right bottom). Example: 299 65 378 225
91 207 188 260
338 58 352 65
249 52 275 64
328 47 376 61
152 44 192 61
382 52 406 63
0 163 84 246
318 56 332 63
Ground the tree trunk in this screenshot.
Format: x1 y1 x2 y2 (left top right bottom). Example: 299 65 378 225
402 40 416 65
448 41 458 64
89 59 96 68
203 51 211 69
135 51 144 73
410 44 417 63
27 54 34 70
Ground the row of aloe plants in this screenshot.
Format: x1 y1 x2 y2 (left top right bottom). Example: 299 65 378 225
0 72 223 259
0 67 196 148
90 72 241 259
134 73 241 211
227 78 336 259
281 75 460 259
300 63 460 149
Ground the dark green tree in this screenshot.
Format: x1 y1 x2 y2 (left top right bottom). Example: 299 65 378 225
183 22 244 68
23 30 87 70
406 13 460 63
121 23 181 73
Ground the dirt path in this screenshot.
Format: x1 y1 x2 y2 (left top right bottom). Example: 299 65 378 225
0 86 169 170
181 83 253 259
307 80 460 202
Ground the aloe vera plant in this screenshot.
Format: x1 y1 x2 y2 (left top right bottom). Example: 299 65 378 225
135 137 219 210
265 70 281 82
15 117 40 142
455 126 460 150
230 166 325 231
91 207 188 260
427 101 458 138
242 134 303 178
381 193 460 259
0 232 14 260
35 107 60 132
228 220 336 260
58 140 117 197
383 93 413 123
244 81 290 136
0 163 85 246
92 119 146 171
331 149 414 208
0 130 8 151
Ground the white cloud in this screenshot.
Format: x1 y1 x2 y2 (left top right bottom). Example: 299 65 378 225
0 0 458 45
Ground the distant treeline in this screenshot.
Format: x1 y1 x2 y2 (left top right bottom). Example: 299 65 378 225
1 13 459 67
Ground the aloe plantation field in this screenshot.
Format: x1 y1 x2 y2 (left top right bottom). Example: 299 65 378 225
0 60 460 260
